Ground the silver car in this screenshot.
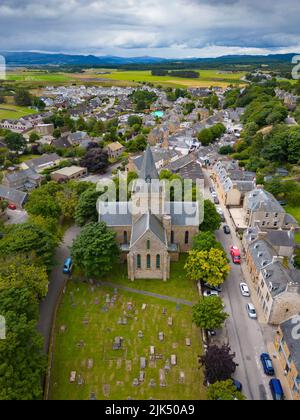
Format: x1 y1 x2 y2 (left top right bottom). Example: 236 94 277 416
240 283 250 297
247 303 257 319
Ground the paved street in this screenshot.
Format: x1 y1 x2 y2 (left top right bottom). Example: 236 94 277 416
203 168 272 400
38 225 81 352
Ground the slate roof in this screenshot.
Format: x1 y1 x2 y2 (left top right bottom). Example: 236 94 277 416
24 153 61 170
246 189 284 213
179 161 204 182
166 202 200 227
139 145 159 181
280 316 300 372
0 185 28 207
4 168 41 186
166 153 196 172
99 202 132 226
130 212 167 246
266 230 295 248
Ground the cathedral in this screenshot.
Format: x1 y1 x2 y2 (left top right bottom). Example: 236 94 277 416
99 146 199 281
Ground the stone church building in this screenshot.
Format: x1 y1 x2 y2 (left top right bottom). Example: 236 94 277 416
99 146 199 281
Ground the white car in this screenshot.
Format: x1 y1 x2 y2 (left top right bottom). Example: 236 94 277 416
203 290 219 297
246 303 257 319
240 283 250 297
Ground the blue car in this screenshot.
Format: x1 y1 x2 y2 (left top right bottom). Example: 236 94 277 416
269 379 284 401
63 257 73 275
260 353 275 376
233 380 243 392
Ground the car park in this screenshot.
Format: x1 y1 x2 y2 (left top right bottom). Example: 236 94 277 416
260 353 275 376
269 379 284 400
246 303 257 319
203 290 219 297
230 246 241 264
240 283 250 297
223 225 231 234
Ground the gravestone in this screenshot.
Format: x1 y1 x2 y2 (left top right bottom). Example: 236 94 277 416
159 369 167 388
103 384 110 398
186 338 191 347
133 378 139 387
179 371 185 384
142 304 147 311
171 355 177 366
149 379 156 388
168 317 173 327
158 332 164 342
60 325 67 333
139 371 145 383
140 357 147 369
138 331 144 339
87 359 94 369
163 308 167 316
90 391 97 401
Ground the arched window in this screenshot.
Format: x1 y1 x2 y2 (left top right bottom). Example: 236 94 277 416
171 231 175 244
147 254 151 269
137 254 141 269
156 254 161 269
147 240 151 250
124 231 128 244
185 231 189 245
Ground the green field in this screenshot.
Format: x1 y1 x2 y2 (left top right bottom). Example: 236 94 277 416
0 103 38 120
286 205 300 225
95 69 246 88
49 258 205 401
6 71 74 83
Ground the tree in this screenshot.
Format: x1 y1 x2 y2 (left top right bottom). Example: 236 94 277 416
0 223 58 269
128 115 142 127
207 380 245 401
0 287 46 400
219 145 233 155
53 128 61 139
185 249 230 287
200 345 238 385
80 147 109 173
4 132 26 152
29 132 40 143
200 200 222 232
14 88 32 106
198 128 213 146
56 188 79 221
0 255 48 300
75 187 102 227
192 296 228 330
25 189 62 219
71 222 120 278
192 232 222 252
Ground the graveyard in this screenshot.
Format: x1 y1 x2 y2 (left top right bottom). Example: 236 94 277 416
49 278 205 400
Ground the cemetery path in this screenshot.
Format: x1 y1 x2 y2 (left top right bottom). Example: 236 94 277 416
98 282 194 307
38 225 81 353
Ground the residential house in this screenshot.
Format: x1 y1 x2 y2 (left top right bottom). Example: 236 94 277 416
51 166 88 183
2 168 42 191
166 152 204 182
106 142 125 160
21 153 62 173
243 228 300 325
244 189 298 230
0 185 28 208
274 316 300 400
128 147 179 174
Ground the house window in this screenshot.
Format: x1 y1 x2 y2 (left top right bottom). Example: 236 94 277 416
274 222 278 227
275 213 278 218
265 213 269 218
156 254 161 269
147 254 151 269
185 231 189 245
171 231 175 244
147 240 151 250
137 254 141 269
124 231 128 244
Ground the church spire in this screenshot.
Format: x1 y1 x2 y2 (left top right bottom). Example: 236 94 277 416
139 145 159 182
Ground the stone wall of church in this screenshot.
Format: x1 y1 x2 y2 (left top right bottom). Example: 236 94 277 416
171 226 199 253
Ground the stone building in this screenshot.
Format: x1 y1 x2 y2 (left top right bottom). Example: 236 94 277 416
99 146 199 281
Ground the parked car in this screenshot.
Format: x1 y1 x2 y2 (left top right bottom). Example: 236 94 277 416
203 282 222 293
203 290 219 297
260 353 275 376
211 191 217 198
214 197 220 205
8 204 17 210
240 283 250 297
217 208 226 222
233 380 243 392
207 329 217 337
209 187 215 193
269 379 284 400
230 246 241 264
246 303 257 319
63 257 73 275
223 225 231 235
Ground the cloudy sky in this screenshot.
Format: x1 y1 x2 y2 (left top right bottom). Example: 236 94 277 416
0 0 300 57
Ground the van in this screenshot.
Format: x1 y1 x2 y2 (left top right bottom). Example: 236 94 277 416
269 379 284 400
63 257 73 275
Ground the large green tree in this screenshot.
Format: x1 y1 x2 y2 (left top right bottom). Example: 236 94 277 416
207 380 245 401
192 296 228 330
71 222 120 278
75 187 102 227
192 231 222 252
200 200 222 232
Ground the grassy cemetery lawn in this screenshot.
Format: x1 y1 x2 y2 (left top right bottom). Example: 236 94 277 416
49 261 205 400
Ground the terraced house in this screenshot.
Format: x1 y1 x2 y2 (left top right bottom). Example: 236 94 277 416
99 146 199 281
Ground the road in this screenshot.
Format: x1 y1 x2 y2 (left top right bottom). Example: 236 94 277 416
203 168 272 400
38 225 81 352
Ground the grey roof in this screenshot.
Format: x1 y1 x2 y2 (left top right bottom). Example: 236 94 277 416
284 213 298 226
266 230 295 248
166 202 200 227
248 239 276 271
24 153 61 169
139 145 159 181
99 202 132 226
52 136 73 149
130 212 167 246
179 161 204 182
246 189 284 213
280 316 300 372
4 168 41 185
166 153 196 172
261 261 296 297
0 185 28 207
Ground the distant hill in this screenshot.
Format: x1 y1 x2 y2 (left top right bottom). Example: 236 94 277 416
0 51 298 68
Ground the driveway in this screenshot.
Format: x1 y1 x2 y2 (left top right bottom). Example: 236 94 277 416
38 225 81 352
5 208 28 225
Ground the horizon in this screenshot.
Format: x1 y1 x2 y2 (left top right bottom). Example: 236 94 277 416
1 0 300 59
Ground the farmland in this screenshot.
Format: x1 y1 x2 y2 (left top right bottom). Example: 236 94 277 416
0 103 38 120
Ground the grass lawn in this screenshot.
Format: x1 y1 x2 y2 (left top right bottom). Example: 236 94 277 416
286 205 300 225
98 255 198 303
49 281 205 400
295 232 300 244
0 103 38 120
6 70 74 84
95 69 246 88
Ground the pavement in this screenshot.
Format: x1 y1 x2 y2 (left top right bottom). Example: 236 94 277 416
203 168 273 401
5 208 28 225
38 225 81 352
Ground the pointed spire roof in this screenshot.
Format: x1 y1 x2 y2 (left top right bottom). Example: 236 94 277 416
139 145 159 182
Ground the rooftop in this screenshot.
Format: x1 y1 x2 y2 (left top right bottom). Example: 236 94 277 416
280 316 300 372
